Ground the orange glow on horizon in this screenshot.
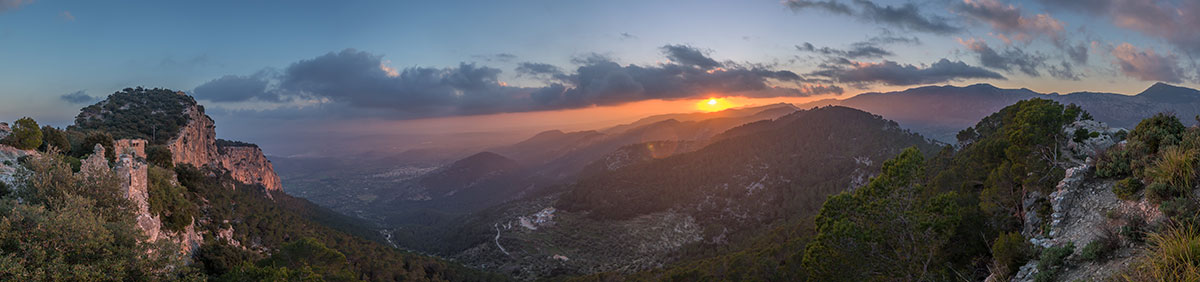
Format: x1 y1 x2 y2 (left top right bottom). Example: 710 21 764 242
696 97 737 112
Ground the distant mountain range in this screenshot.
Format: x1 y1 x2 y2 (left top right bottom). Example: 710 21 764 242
802 82 1200 141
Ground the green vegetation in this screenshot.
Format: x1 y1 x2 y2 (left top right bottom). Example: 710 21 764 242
992 232 1032 279
72 87 196 144
1033 242 1075 282
801 147 964 281
1122 226 1200 281
147 144 174 168
1114 177 1144 200
0 152 201 281
219 238 357 281
38 125 70 152
148 166 197 232
2 117 42 150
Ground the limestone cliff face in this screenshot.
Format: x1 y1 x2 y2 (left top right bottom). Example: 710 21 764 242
168 104 219 168
219 146 282 191
167 102 281 192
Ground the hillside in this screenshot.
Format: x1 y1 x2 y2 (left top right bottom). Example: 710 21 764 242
446 106 940 279
802 82 1200 142
0 88 502 281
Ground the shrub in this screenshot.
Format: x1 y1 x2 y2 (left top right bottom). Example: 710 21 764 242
1146 146 1198 189
1074 128 1092 143
1160 197 1199 224
1080 228 1120 262
38 126 70 153
992 232 1031 279
1034 242 1075 282
75 131 115 162
1148 183 1184 203
1122 225 1200 281
1114 130 1129 141
1114 177 1144 200
1096 146 1132 179
2 117 42 150
147 145 174 169
148 166 197 232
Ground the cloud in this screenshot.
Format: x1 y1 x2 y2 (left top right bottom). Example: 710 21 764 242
661 45 722 69
957 0 1065 44
1111 43 1184 83
958 38 1046 76
60 11 73 21
193 47 841 119
619 32 637 39
192 70 282 102
0 0 32 13
472 53 517 62
1047 61 1081 80
811 58 1005 85
797 42 893 59
59 90 96 104
786 0 962 34
1065 42 1088 64
1038 0 1200 55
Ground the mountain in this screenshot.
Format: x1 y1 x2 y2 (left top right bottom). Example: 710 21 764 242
801 82 1200 142
0 87 500 280
444 106 940 279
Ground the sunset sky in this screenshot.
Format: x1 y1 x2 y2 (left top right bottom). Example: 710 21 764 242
1 0 1198 153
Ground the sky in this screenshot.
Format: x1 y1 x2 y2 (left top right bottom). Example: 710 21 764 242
1 0 1198 155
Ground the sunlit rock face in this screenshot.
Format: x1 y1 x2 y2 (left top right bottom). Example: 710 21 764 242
219 145 282 191
167 104 219 168
167 101 282 191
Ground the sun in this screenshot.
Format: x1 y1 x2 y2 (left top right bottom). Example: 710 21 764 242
696 97 735 112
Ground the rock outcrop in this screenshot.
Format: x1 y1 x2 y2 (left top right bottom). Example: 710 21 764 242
219 145 282 191
0 122 10 140
167 101 282 191
167 104 219 168
82 140 202 253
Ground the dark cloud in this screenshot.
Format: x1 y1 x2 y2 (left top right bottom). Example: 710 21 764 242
959 38 1046 77
797 42 893 59
1065 42 1088 64
515 62 564 77
661 45 722 69
194 48 841 119
787 0 962 35
192 70 281 102
1111 43 1184 83
811 58 1005 85
619 32 637 39
59 90 96 104
1047 61 1081 81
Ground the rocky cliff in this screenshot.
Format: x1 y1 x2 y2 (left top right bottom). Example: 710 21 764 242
167 103 219 168
219 145 282 191
164 98 282 191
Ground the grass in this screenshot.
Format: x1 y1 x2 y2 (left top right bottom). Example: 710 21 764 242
1123 225 1200 281
1148 146 1198 189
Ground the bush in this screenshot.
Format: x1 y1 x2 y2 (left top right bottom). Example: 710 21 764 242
1147 183 1183 203
1123 225 1200 281
38 126 70 153
148 166 197 232
75 131 115 162
1033 242 1075 282
1096 146 1132 179
1074 128 1092 143
147 145 174 169
1146 146 1198 189
1114 177 1144 200
1160 197 1199 224
2 117 42 150
1080 229 1120 262
992 232 1031 279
